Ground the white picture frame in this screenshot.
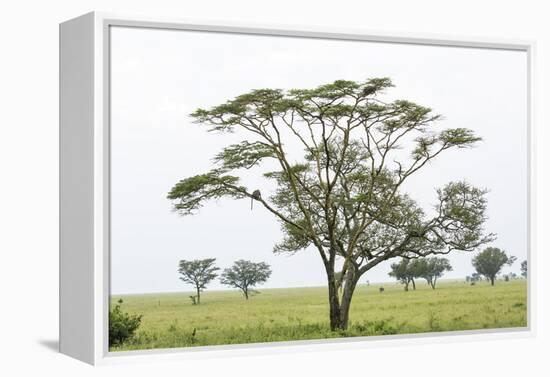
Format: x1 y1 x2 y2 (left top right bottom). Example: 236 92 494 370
59 11 536 365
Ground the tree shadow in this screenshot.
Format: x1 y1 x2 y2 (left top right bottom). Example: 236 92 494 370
38 339 59 352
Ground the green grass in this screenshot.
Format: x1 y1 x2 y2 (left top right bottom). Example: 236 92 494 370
110 279 527 351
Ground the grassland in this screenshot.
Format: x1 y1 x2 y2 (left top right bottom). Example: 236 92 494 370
110 279 527 351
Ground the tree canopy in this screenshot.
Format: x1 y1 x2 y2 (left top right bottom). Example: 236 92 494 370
168 77 494 330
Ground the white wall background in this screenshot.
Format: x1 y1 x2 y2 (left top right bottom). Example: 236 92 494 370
0 0 548 376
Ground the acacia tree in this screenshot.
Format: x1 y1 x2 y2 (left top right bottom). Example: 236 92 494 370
178 258 219 304
472 247 516 286
220 260 272 299
388 258 419 291
168 78 494 330
416 257 452 289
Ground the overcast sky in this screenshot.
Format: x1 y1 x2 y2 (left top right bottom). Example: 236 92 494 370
110 26 528 295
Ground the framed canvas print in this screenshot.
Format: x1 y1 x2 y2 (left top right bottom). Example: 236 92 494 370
59 12 535 365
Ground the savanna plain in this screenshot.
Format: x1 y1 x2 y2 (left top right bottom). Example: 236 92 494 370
110 279 527 351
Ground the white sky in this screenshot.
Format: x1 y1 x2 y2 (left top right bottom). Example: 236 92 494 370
110 26 528 295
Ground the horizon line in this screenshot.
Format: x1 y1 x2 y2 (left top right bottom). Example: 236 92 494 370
109 277 518 296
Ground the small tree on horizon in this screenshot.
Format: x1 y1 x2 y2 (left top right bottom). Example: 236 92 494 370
417 257 452 289
472 247 516 286
220 260 272 299
178 258 219 304
388 258 419 291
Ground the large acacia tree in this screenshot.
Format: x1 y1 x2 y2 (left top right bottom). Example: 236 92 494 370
168 78 494 330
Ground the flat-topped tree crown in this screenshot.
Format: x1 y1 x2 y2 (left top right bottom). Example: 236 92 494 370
169 77 494 330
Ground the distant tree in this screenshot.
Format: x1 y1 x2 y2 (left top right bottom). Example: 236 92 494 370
416 257 452 289
388 258 419 291
472 247 516 286
389 259 411 291
109 299 142 346
178 258 219 304
220 260 272 299
465 276 471 283
471 272 482 282
407 259 424 290
521 260 527 278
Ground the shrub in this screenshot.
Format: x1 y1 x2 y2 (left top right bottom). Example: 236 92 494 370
109 299 142 346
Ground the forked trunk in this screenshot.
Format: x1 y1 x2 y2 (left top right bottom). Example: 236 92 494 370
327 267 359 331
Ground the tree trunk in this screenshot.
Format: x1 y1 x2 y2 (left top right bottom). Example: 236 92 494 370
490 276 495 286
325 258 362 331
327 272 343 331
196 286 201 304
431 278 436 290
411 278 416 290
244 288 249 300
335 269 359 331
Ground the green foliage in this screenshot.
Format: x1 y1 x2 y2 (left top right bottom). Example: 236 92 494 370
213 141 276 171
388 259 418 290
220 260 272 299
472 247 517 285
109 299 142 346
168 173 244 215
178 259 220 304
415 257 453 289
521 260 527 278
438 128 482 147
109 280 527 351
170 78 491 262
389 257 452 290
